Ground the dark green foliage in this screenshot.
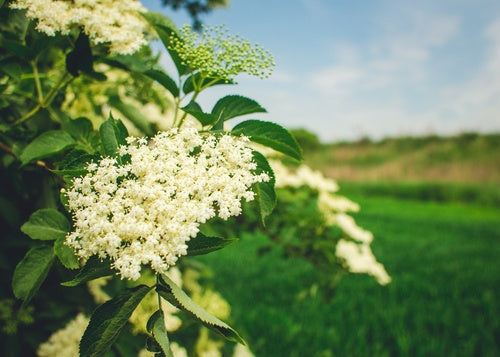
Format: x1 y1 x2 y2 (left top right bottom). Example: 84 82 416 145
186 233 239 256
12 245 55 305
80 285 152 357
232 120 302 161
99 114 129 159
19 130 76 165
61 257 115 287
250 151 276 224
20 208 70 241
289 128 322 151
211 95 266 122
157 274 245 344
147 311 173 357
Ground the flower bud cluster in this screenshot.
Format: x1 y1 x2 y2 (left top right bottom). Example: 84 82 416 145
170 24 275 80
66 127 269 280
10 0 147 54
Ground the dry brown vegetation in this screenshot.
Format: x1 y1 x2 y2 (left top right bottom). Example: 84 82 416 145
304 133 500 183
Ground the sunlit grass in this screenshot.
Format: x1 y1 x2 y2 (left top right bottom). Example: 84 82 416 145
195 187 500 356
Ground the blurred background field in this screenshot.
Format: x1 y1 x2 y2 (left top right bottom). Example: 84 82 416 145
195 131 500 356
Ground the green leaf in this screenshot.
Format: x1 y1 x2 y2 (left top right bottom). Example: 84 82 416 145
21 208 70 241
0 38 34 59
212 95 267 122
141 12 188 76
66 32 94 77
146 337 161 353
100 57 179 97
80 285 153 357
181 102 217 126
61 256 114 286
108 96 155 136
99 114 129 158
62 117 94 142
54 235 79 269
52 149 96 180
187 234 239 256
54 150 98 178
142 69 179 97
19 130 76 165
147 311 173 357
157 275 245 345
12 245 55 304
183 73 233 95
251 151 277 224
231 120 302 161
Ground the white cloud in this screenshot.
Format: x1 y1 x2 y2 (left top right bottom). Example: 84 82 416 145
299 0 329 17
309 66 364 94
427 17 500 133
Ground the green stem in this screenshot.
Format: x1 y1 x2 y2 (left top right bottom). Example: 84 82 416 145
156 274 163 312
13 72 72 126
177 90 200 128
31 60 44 103
41 72 72 108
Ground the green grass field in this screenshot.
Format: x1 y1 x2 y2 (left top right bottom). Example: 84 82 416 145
195 185 500 356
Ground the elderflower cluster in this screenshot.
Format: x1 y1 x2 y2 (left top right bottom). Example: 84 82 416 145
270 160 390 285
10 0 147 54
170 24 275 80
37 313 89 357
336 240 391 285
66 127 269 280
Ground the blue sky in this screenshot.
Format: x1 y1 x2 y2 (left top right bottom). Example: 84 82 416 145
142 0 500 141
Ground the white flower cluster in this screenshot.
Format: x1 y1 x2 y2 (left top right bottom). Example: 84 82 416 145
37 313 89 357
335 240 391 285
270 160 390 285
10 0 147 54
66 127 269 280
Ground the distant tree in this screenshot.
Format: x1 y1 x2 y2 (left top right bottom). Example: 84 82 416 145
290 128 322 151
160 0 229 29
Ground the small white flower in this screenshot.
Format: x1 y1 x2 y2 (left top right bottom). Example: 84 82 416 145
66 127 268 280
11 0 148 54
336 239 391 285
37 313 89 357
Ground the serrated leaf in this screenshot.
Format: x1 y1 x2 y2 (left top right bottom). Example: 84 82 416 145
12 245 54 304
21 208 70 241
62 117 94 142
19 130 76 165
141 12 188 76
61 256 114 286
58 150 95 168
212 95 266 122
187 234 239 256
143 69 179 97
146 337 162 353
80 285 152 357
157 275 245 345
100 57 179 98
231 120 302 161
54 235 79 269
108 96 155 136
252 151 277 224
99 114 129 158
181 102 217 126
183 73 233 95
147 311 173 357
